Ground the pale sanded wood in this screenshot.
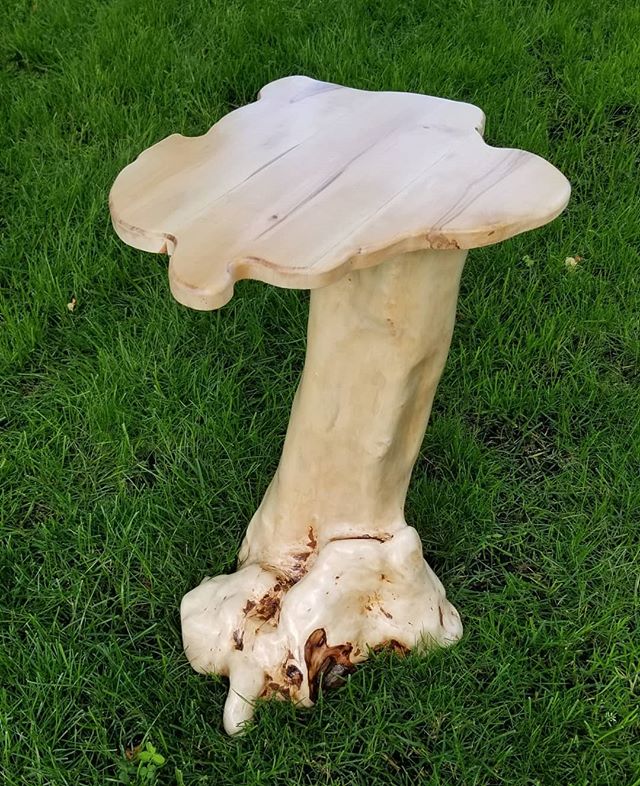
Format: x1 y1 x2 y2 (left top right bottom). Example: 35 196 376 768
181 250 469 733
109 79 571 734
109 75 570 310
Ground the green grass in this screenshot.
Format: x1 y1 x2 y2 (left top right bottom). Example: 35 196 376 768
1 0 639 783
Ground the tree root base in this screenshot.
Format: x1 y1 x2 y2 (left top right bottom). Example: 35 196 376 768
181 526 462 734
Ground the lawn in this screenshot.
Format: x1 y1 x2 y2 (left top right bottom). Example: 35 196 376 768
1 0 639 784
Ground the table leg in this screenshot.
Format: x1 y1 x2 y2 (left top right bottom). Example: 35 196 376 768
182 248 467 733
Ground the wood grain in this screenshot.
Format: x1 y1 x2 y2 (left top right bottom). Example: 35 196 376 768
109 75 571 309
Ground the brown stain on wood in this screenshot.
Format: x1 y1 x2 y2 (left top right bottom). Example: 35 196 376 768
307 525 317 551
425 232 461 250
242 582 285 627
260 654 305 700
285 663 303 688
329 532 391 544
243 531 321 636
304 628 355 702
365 590 391 615
253 590 282 624
286 528 319 583
289 552 311 583
242 599 256 614
261 675 290 700
373 639 410 656
232 629 244 651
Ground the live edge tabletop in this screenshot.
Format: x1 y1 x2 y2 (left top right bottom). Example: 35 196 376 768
110 75 569 310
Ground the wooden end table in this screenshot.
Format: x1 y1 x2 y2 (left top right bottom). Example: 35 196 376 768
110 75 570 734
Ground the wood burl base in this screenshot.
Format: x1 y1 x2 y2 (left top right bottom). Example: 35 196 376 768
181 249 466 733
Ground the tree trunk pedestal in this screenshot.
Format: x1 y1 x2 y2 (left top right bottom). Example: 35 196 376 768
109 75 570 733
